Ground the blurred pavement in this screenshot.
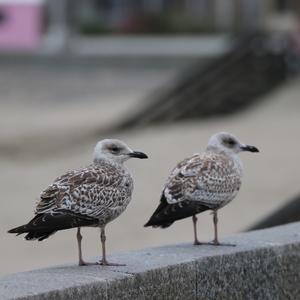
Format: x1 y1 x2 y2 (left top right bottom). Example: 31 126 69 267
1 64 300 276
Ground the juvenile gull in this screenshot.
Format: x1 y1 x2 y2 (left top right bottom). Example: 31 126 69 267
145 132 258 246
8 139 147 266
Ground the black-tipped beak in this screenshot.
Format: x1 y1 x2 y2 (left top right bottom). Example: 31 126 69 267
129 151 148 159
241 145 259 153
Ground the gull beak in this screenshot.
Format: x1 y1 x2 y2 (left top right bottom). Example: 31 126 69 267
240 145 259 153
128 151 148 159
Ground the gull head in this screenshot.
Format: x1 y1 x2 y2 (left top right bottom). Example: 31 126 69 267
93 139 148 164
207 132 259 155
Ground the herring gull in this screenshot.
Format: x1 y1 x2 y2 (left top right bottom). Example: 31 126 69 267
8 139 148 266
145 132 258 246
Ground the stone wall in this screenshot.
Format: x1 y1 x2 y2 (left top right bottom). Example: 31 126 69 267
1 222 300 300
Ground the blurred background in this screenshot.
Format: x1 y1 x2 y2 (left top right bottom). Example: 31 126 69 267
1 0 300 276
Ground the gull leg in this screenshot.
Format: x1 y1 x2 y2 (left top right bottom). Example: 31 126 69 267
77 228 92 266
210 211 235 247
97 227 126 266
77 227 85 265
192 213 227 246
192 215 202 245
212 210 219 245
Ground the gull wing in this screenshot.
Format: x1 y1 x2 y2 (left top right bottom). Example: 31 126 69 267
164 152 242 208
35 162 129 218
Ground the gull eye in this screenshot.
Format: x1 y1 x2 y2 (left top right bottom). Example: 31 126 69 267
226 138 235 146
110 145 120 153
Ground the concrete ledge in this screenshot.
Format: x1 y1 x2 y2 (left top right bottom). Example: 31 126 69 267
1 223 300 300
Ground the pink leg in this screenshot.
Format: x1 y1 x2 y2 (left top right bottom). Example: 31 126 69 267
97 227 126 266
192 215 202 245
77 228 95 266
210 211 235 247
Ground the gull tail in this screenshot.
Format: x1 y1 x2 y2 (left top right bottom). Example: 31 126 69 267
8 224 30 234
8 212 98 241
144 220 174 228
8 215 57 241
144 195 174 228
144 194 210 228
9 228 55 241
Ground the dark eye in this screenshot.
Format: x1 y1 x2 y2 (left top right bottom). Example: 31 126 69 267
227 138 235 146
111 146 120 153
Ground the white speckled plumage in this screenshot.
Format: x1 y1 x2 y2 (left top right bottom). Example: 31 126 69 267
145 132 258 246
37 159 134 226
9 139 147 265
164 150 243 209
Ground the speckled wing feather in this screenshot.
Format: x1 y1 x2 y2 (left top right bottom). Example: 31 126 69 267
164 152 242 209
145 152 242 228
36 161 133 225
9 160 134 240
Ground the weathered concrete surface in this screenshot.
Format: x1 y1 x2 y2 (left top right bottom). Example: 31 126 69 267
1 222 300 300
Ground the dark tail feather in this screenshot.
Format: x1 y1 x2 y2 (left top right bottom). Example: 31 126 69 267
144 219 174 228
145 194 176 228
24 231 56 241
156 221 174 228
144 194 170 228
145 194 209 228
8 212 98 241
144 218 174 229
8 225 28 234
8 219 56 241
8 214 42 234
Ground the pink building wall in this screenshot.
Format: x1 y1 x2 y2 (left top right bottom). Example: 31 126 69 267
0 3 43 51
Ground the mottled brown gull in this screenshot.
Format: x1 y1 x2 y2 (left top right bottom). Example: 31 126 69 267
8 139 147 266
145 132 258 246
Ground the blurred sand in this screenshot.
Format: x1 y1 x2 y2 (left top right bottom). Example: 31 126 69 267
1 72 300 277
